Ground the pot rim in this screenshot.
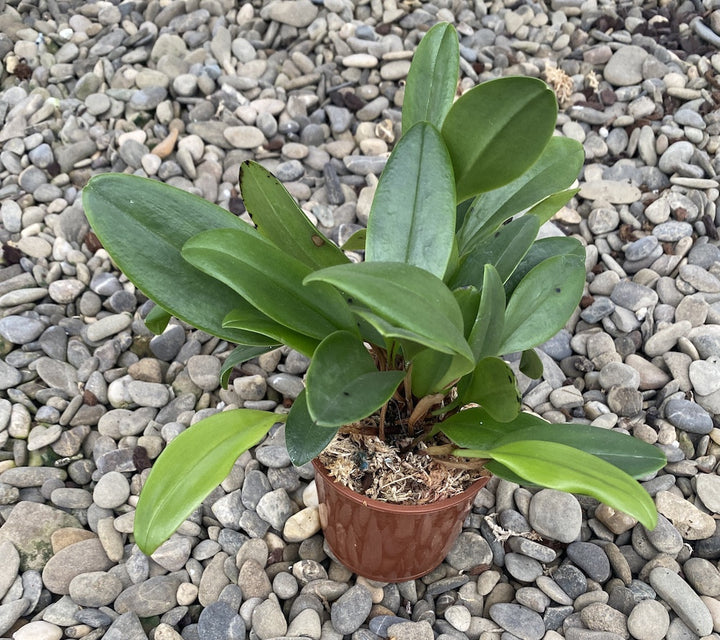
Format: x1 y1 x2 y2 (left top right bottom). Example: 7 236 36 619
312 458 490 515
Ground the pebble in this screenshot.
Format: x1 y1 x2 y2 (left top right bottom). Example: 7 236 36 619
528 489 582 543
627 599 670 640
649 567 713 636
489 603 545 640
331 585 373 634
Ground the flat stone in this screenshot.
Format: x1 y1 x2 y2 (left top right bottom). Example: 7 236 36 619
649 567 713 636
41 538 112 594
528 489 582 543
0 501 81 570
261 0 318 27
627 599 669 640
198 600 246 640
331 585 373 634
68 570 123 607
579 181 642 204
115 574 182 616
0 539 19 600
446 531 493 571
567 541 611 582
103 611 148 640
696 474 720 514
656 491 715 540
604 46 648 86
489 603 545 640
665 398 713 434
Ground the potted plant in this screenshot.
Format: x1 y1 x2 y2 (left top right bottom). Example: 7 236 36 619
82 23 665 582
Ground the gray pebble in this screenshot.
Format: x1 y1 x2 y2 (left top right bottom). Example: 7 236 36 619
567 541 611 582
331 584 373 634
649 567 713 636
665 398 713 434
489 603 545 640
529 489 581 543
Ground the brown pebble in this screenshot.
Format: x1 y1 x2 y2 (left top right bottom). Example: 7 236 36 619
151 128 178 159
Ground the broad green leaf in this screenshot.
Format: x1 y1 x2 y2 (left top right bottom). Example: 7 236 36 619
134 410 281 553
83 174 274 343
442 77 557 202
453 286 481 337
366 122 456 279
457 357 520 422
402 22 459 133
457 137 584 251
520 349 544 379
144 304 171 335
468 264 506 360
499 254 585 354
223 309 318 358
449 216 539 290
341 228 366 251
441 407 545 449
410 349 474 397
306 262 473 361
220 345 278 388
504 236 586 298
460 440 658 529
526 188 579 225
306 331 406 427
285 390 339 466
240 160 348 269
494 421 667 479
183 228 355 341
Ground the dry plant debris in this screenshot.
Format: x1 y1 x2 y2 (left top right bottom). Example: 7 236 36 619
317 428 487 505
544 65 575 107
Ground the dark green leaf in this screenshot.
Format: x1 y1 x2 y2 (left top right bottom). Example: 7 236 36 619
520 349 544 379
504 237 586 298
461 440 658 529
306 331 406 427
457 357 520 422
220 345 278 388
134 410 281 553
144 304 171 335
457 137 584 250
402 22 459 133
453 286 481 337
410 349 474 397
442 77 557 202
82 174 275 343
366 122 456 279
285 390 339 466
341 228 366 251
240 160 348 269
449 216 539 290
468 264 506 360
183 228 356 341
306 262 473 361
223 309 318 357
499 254 585 354
494 421 667 479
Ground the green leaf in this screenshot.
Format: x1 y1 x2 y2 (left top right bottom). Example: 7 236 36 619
82 174 275 343
457 357 521 422
526 187 579 226
183 228 356 341
306 331 406 427
520 349 544 379
402 22 459 133
453 286 481 337
341 228 366 251
504 237 586 298
449 215 540 290
366 122 456 279
461 440 658 529
223 309 318 358
134 410 281 553
240 160 348 270
441 407 544 449
457 137 584 251
306 262 473 361
499 254 585 354
493 421 667 479
442 77 557 202
410 349 474 397
144 304 171 335
220 345 278 388
285 390 339 466
468 264 506 360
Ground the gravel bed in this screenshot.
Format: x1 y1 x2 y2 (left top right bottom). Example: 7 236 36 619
1 0 720 639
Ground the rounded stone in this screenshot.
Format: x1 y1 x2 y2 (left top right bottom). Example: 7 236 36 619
627 599 670 640
529 489 582 543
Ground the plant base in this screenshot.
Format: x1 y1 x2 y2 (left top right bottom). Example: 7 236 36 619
312 458 490 582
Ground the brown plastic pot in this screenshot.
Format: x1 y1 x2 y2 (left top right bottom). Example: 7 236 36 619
312 458 490 582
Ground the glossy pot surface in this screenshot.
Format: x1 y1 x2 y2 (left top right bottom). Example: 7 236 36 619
312 458 490 582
